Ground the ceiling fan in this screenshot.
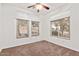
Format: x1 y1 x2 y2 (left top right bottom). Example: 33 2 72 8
27 3 50 12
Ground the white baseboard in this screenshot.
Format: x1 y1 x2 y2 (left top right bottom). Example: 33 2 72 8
46 40 79 52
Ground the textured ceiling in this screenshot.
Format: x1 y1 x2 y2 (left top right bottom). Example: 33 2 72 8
11 3 71 18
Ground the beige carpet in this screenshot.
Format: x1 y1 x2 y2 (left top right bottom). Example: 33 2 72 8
0 40 79 56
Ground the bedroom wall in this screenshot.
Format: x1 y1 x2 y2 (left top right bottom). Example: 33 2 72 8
0 3 42 49
0 4 2 49
46 4 79 52
0 4 3 50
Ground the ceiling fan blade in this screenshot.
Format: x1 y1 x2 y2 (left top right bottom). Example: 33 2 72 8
27 6 33 8
42 4 50 10
27 5 35 8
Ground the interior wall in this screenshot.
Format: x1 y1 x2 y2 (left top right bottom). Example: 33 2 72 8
0 4 2 49
46 4 79 52
0 3 42 49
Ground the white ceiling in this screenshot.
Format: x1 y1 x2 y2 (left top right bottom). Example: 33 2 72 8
11 3 71 18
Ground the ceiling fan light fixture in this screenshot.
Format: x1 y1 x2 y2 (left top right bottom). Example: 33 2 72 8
35 4 43 10
27 3 50 12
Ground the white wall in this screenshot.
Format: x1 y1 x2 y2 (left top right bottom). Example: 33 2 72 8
46 4 79 52
0 4 2 49
0 4 42 49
